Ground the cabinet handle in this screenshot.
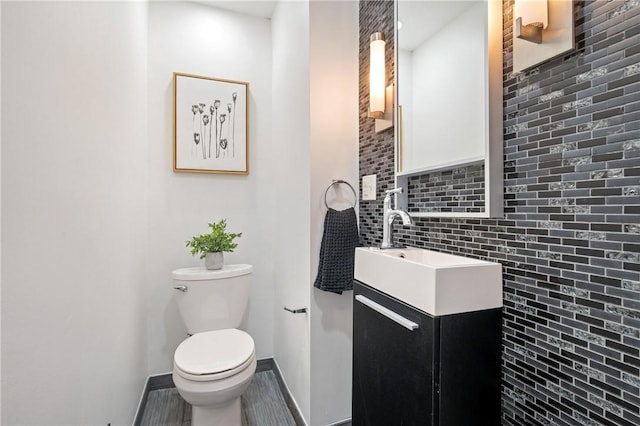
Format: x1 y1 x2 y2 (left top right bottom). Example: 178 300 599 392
355 295 419 331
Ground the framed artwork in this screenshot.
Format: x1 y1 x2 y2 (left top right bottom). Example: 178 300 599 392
173 72 249 174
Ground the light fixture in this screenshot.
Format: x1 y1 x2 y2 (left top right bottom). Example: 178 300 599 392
368 32 394 133
513 0 574 72
368 32 386 119
514 0 547 44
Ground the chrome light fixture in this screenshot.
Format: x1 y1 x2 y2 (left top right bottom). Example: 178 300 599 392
513 0 575 72
514 0 547 44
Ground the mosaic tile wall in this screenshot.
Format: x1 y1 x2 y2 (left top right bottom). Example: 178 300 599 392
406 163 486 214
359 0 396 248
359 1 640 425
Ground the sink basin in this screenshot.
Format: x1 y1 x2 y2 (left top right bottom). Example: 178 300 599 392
354 247 502 316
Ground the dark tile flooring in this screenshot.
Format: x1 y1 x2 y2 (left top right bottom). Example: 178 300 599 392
139 370 297 426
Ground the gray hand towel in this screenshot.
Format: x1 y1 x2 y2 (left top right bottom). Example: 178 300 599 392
314 207 359 294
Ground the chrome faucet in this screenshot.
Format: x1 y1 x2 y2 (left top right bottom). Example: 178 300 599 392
381 188 413 249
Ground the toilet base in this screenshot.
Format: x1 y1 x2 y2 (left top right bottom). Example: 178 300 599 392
192 398 241 426
173 353 256 426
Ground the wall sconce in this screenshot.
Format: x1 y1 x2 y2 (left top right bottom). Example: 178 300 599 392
513 0 574 72
368 32 393 133
369 32 385 118
515 0 547 44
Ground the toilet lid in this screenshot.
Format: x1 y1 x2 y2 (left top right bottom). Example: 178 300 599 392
172 264 253 281
174 329 255 376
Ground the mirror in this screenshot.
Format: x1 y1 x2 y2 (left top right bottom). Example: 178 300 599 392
398 1 486 172
395 0 503 218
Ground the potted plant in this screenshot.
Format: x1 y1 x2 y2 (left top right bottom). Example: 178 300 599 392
185 219 242 270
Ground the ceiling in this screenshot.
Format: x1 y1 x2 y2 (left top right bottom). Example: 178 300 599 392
190 0 477 52
398 0 476 51
190 0 277 18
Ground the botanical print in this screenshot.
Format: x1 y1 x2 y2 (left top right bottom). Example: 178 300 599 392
173 73 249 174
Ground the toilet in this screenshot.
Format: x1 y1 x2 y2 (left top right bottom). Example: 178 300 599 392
171 264 256 426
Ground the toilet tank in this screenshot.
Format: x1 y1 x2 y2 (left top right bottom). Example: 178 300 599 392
172 264 252 334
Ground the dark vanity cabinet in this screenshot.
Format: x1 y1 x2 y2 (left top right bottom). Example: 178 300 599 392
352 280 502 426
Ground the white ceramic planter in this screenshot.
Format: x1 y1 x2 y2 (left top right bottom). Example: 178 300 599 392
205 252 224 270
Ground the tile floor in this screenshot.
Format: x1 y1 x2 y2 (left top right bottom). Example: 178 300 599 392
139 370 297 426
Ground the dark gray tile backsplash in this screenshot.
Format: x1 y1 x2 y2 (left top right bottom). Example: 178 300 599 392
359 1 640 425
359 0 395 248
407 163 486 214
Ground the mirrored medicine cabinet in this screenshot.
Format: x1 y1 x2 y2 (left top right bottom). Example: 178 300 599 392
394 0 503 218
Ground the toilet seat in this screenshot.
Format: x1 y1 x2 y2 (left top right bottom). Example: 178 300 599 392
174 329 255 382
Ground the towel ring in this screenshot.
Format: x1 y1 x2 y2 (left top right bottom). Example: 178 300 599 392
324 180 357 209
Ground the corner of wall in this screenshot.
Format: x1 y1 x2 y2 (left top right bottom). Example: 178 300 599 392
309 1 359 425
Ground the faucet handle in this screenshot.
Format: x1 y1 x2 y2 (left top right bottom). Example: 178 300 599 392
385 187 403 195
383 187 403 208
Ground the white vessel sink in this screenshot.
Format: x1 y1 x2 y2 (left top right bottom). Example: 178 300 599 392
354 247 502 316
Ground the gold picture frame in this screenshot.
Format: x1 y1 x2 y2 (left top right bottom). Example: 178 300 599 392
173 72 249 174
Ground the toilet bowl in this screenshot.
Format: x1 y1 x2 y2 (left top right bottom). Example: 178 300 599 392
171 265 255 426
173 329 256 425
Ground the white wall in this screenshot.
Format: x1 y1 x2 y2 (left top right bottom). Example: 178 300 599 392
271 1 312 422
2 2 359 424
0 2 4 421
145 0 274 375
2 1 275 423
1 2 149 424
271 2 359 425
309 1 359 425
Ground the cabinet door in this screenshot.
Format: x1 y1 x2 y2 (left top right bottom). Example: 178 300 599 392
438 309 502 425
353 281 437 426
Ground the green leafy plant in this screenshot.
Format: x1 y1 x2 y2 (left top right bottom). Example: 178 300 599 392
185 219 242 259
